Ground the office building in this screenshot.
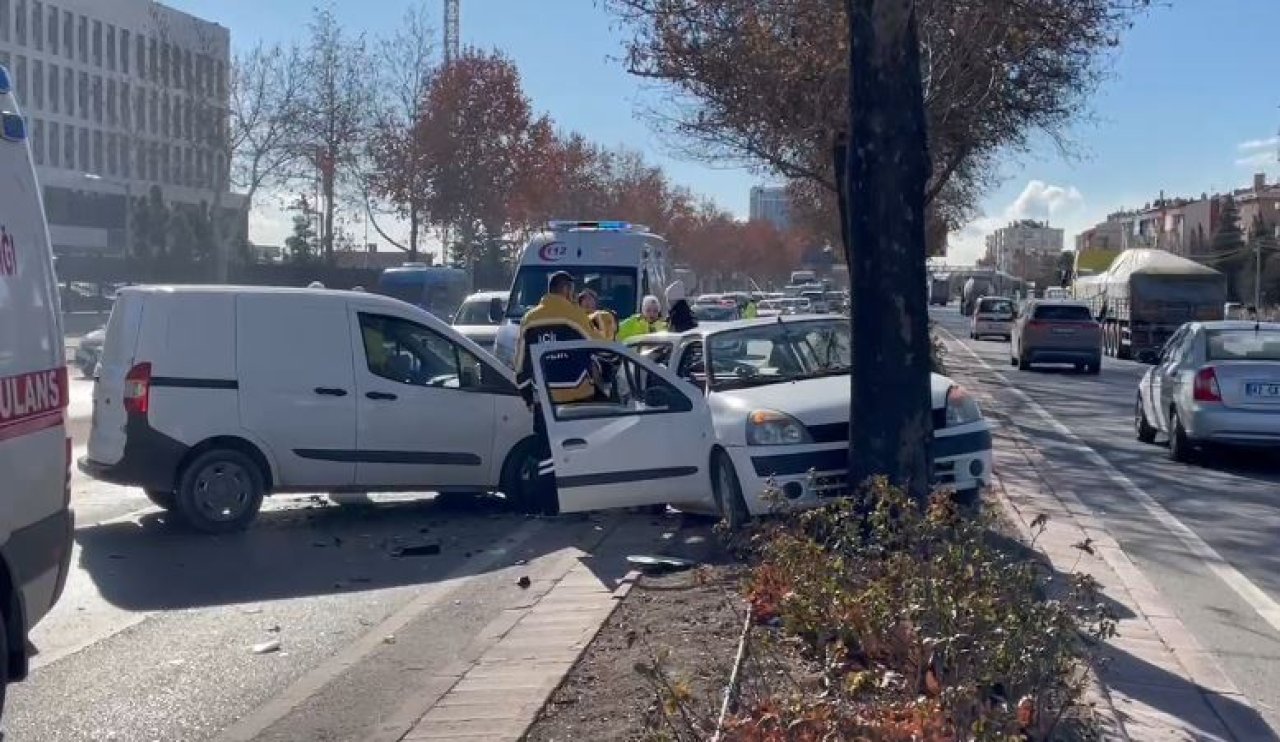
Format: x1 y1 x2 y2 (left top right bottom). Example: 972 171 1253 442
749 185 790 232
0 0 245 257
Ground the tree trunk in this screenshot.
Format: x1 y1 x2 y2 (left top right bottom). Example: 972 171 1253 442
409 206 420 262
322 169 336 263
842 0 933 502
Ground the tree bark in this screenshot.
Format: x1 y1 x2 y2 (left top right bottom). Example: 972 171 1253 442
409 206 420 262
842 0 933 502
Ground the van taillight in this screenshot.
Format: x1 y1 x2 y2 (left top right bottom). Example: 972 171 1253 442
1193 367 1221 403
124 362 152 416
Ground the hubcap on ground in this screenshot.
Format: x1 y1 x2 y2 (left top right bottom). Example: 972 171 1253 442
193 462 252 522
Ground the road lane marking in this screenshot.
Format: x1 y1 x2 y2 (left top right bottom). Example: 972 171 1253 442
938 325 1280 634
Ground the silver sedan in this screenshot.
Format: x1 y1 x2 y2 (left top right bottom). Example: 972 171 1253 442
1135 320 1280 462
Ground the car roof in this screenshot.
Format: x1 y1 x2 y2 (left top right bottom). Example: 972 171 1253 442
626 314 842 343
1194 320 1280 331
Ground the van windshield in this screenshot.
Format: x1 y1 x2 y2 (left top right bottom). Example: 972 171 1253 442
506 266 637 319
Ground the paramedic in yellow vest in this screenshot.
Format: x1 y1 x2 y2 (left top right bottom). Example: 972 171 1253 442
617 295 667 341
579 289 618 339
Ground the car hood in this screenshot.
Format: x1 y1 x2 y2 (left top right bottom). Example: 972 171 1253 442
708 372 954 429
454 325 500 342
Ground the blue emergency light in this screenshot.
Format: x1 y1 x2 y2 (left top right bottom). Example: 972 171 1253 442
1 112 26 142
547 220 646 232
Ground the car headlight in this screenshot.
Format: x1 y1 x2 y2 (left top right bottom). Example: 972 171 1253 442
746 410 813 446
945 385 983 427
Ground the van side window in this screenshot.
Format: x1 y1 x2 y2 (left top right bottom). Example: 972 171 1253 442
358 313 508 392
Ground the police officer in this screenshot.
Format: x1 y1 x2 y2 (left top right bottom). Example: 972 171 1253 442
514 271 603 515
617 295 667 341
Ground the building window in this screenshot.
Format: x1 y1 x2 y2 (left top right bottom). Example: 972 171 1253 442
120 81 129 127
0 0 10 44
106 133 117 176
45 3 54 54
106 79 115 126
76 14 85 64
61 9 70 59
48 62 57 113
105 24 114 71
30 58 41 108
61 66 71 113
160 91 169 137
31 0 41 52
183 49 192 92
92 74 101 123
77 125 88 170
62 123 72 169
91 19 100 67
77 70 86 119
119 29 128 74
159 41 168 87
14 55 25 102
148 141 158 181
215 60 225 100
15 0 25 46
136 34 144 79
148 90 156 134
119 136 129 178
92 129 103 173
48 120 59 167
30 117 43 165
148 37 156 83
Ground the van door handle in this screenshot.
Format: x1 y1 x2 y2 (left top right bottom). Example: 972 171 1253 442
562 438 587 449
314 387 348 397
366 391 398 401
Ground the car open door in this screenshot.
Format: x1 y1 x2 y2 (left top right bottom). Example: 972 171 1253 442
531 340 716 514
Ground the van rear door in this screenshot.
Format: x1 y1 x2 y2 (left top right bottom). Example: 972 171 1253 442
87 290 146 465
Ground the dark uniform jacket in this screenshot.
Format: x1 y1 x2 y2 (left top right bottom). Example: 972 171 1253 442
514 294 605 405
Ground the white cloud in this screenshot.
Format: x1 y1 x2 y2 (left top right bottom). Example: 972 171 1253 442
1235 150 1274 168
1237 136 1279 152
946 180 1085 264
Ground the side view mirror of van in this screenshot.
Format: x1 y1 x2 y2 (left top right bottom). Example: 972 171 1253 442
488 298 505 323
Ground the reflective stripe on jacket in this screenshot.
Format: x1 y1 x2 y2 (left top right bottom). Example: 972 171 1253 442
617 314 667 342
514 294 605 405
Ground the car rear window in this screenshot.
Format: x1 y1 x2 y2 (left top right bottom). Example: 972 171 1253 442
1033 304 1092 321
978 299 1014 314
1206 330 1280 361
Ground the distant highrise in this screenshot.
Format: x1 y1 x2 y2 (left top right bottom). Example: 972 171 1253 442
0 0 246 257
749 185 790 231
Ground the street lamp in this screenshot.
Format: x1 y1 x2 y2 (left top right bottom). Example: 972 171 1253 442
83 172 132 259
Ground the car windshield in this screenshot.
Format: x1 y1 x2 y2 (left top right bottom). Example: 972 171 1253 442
1033 304 1092 321
1206 329 1280 361
506 266 636 319
454 297 501 326
693 304 738 321
705 320 850 390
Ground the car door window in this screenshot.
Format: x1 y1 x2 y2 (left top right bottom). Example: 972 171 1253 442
677 341 706 385
540 346 694 421
1160 328 1188 363
361 313 515 393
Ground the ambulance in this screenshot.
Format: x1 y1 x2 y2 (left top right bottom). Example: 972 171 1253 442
491 221 672 366
0 64 75 713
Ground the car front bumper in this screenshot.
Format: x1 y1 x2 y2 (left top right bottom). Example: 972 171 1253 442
725 421 994 515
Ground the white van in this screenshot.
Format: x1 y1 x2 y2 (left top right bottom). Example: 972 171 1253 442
0 66 74 710
491 221 672 366
81 286 548 533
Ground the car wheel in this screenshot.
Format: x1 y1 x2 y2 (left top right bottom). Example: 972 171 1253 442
144 489 177 511
499 438 541 515
1086 361 1101 375
1168 409 1196 464
1017 352 1031 371
175 449 266 534
1134 396 1157 444
1010 353 1019 367
1073 362 1085 373
711 450 751 530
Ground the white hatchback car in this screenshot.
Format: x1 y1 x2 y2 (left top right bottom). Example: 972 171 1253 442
538 317 994 524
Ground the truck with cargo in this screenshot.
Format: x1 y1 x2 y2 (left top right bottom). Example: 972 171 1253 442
929 275 950 306
1072 248 1226 360
960 276 993 316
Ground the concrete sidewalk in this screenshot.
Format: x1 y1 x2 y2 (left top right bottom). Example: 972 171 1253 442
949 350 1278 740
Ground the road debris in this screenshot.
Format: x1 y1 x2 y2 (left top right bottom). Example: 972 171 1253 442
517 576 532 589
252 640 281 655
626 554 697 574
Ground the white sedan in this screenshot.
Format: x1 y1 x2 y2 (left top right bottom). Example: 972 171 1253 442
527 316 993 526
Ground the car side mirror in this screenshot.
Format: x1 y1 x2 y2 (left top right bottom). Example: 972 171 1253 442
488 298 505 323
1137 349 1159 365
643 385 675 409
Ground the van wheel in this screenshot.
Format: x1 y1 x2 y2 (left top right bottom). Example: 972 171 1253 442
500 439 541 515
0 600 9 717
144 489 177 511
711 450 750 530
175 449 265 534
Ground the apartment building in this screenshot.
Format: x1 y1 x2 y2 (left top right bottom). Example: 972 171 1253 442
0 0 244 257
749 185 791 232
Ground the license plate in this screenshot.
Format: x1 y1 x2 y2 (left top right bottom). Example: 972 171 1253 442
1244 382 1280 398
1051 327 1075 335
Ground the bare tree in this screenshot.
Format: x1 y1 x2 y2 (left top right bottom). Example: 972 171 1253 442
365 2 438 260
296 3 372 263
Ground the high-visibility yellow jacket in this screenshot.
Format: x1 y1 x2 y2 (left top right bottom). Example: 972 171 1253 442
514 294 606 405
617 314 668 342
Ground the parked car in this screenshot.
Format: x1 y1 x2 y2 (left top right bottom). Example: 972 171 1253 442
80 286 546 533
74 326 107 378
969 296 1015 341
452 290 508 352
1135 320 1280 463
0 69 75 713
1011 300 1102 374
613 316 994 523
691 303 740 323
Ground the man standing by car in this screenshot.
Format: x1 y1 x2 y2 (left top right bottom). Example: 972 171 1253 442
514 271 603 515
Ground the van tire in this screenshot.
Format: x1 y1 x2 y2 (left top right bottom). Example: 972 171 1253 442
175 449 265 534
144 489 177 511
499 439 540 515
0 599 8 717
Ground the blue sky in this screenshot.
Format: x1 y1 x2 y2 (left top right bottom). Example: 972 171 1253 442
169 0 1280 263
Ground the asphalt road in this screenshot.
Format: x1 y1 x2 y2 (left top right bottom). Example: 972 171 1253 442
12 381 695 739
932 306 1280 731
